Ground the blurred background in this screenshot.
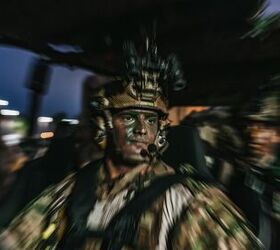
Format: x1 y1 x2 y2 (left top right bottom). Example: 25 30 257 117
0 0 280 249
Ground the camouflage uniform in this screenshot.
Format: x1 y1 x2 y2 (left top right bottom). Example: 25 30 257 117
0 162 263 249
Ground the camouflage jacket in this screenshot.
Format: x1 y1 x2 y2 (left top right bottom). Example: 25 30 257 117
0 161 264 250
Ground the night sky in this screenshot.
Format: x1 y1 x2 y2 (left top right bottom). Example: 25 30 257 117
265 0 280 15
0 1 279 118
0 46 92 118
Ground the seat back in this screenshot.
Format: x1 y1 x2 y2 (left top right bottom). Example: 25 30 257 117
162 125 214 181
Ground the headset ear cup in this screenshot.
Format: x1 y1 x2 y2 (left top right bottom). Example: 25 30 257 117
155 130 168 153
91 109 114 152
98 138 107 151
155 119 169 154
94 129 107 150
91 114 108 151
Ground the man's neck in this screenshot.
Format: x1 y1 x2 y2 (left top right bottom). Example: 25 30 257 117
105 158 150 180
105 157 138 180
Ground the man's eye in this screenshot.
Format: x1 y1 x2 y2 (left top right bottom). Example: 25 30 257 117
147 117 157 124
123 115 133 122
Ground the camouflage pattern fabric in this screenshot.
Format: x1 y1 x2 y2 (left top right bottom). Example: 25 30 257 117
0 164 264 249
170 180 263 249
0 174 75 250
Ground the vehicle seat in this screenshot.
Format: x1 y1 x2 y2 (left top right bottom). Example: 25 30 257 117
162 125 214 181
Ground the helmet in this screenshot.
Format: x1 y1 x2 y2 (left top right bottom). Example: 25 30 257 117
244 76 280 125
84 38 186 152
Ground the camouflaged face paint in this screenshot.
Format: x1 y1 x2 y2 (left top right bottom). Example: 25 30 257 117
111 109 159 164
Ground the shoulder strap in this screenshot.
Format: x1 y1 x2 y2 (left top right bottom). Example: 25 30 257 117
100 174 185 250
58 159 103 249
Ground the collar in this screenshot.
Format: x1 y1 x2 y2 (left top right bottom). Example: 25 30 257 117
95 160 174 200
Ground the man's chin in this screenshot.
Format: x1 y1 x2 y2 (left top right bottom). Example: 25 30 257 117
122 154 149 165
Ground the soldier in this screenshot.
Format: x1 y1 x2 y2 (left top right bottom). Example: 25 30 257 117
0 39 263 249
241 79 280 249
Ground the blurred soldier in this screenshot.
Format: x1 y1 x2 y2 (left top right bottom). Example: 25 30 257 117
0 39 263 249
241 79 280 249
181 107 245 186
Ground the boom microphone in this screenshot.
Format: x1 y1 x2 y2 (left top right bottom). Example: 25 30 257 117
140 143 159 164
147 144 158 156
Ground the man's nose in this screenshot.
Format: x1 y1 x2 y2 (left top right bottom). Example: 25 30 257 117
133 119 147 135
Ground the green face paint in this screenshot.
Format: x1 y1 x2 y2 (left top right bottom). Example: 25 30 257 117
112 109 159 164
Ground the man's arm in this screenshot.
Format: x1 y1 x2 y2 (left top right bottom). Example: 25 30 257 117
170 186 264 249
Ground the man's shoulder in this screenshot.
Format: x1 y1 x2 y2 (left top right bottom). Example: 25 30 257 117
156 163 247 226
170 184 264 249
156 162 211 192
0 173 76 249
164 166 264 249
6 173 75 227
164 164 243 219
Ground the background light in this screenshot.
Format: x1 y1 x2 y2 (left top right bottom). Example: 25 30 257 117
61 119 79 125
38 116 53 123
2 133 22 145
0 109 20 116
0 99 9 106
40 131 54 139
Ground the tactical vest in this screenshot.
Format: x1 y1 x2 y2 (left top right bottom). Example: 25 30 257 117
55 160 211 250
